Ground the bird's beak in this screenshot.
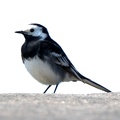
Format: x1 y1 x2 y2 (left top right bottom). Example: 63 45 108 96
15 30 23 34
15 30 27 35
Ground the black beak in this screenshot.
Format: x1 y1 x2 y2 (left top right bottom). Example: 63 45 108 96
15 31 27 35
15 30 23 34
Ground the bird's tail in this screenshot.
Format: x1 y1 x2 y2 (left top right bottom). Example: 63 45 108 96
79 74 111 92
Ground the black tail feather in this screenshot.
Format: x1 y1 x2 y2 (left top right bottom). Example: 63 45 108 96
80 74 111 92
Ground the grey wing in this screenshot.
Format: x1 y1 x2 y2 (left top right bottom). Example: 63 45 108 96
51 52 82 80
39 40 80 79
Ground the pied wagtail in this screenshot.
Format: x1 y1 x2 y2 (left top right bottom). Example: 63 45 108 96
15 23 111 93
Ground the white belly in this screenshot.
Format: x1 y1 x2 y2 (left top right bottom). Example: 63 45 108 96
24 56 61 85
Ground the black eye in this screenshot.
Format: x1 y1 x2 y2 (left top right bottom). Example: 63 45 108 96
30 28 34 32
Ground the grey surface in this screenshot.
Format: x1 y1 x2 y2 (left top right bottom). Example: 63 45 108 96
0 93 120 120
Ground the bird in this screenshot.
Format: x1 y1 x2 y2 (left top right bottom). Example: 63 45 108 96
15 23 111 93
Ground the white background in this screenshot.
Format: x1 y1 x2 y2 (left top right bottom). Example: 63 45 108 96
0 0 120 94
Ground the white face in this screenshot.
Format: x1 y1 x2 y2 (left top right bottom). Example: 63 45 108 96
24 25 47 40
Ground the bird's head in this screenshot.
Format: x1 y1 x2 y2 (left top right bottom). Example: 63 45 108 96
15 23 50 41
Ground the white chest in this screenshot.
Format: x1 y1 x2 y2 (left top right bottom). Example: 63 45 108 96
24 56 61 85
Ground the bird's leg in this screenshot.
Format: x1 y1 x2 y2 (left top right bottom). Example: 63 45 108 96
43 85 52 93
54 84 59 93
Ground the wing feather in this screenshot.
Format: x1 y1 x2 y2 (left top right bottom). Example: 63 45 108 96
39 40 80 79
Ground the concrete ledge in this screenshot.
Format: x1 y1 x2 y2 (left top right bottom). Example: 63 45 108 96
0 93 120 120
